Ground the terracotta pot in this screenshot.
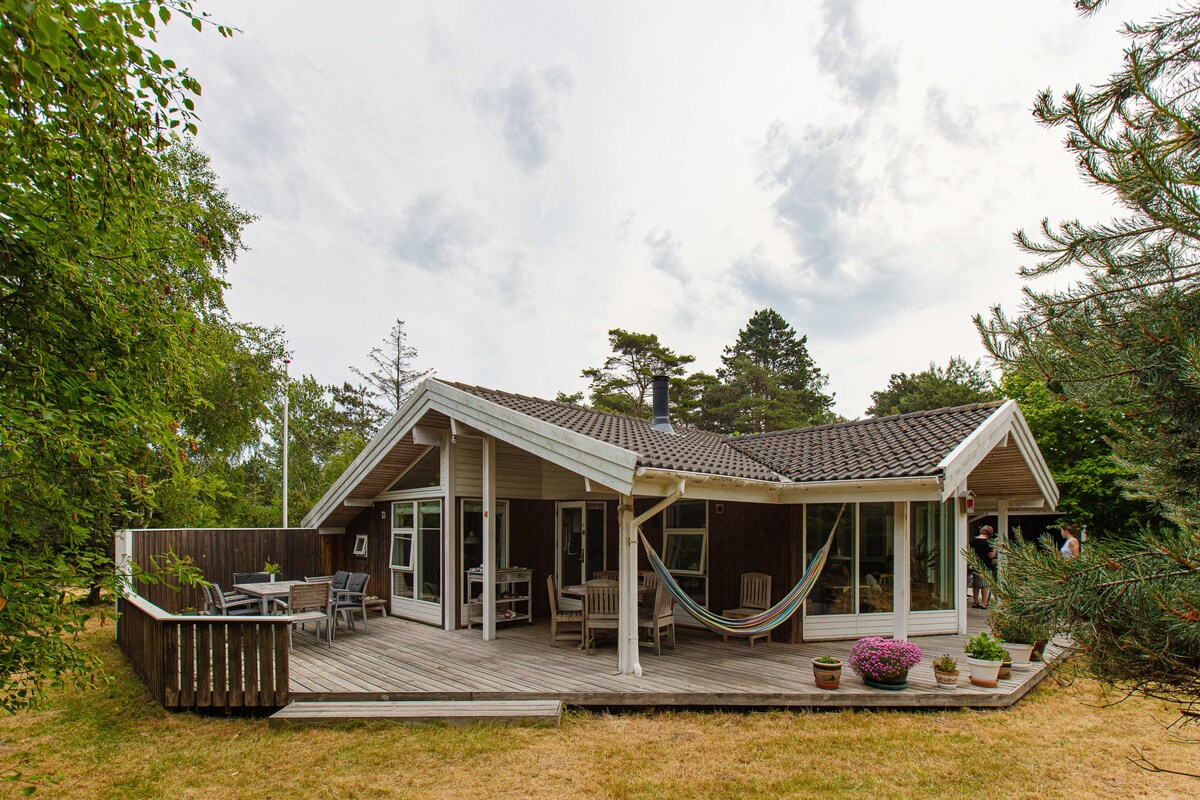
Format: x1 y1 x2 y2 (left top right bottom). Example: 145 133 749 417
966 656 1002 687
812 658 842 689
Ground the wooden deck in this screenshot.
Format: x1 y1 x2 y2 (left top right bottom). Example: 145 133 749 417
288 609 1062 709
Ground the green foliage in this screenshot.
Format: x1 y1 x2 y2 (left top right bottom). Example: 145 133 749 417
974 1 1200 717
0 0 238 710
931 653 959 672
705 309 837 434
1001 372 1157 539
866 356 996 417
987 607 1046 646
963 632 1007 662
994 529 1199 720
581 329 695 417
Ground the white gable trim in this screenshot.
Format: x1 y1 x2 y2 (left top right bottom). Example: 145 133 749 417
937 400 1058 507
301 380 640 528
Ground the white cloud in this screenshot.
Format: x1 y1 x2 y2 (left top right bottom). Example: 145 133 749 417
474 64 577 173
386 194 486 272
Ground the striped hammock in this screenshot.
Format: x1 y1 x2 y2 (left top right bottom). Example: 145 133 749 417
638 526 835 638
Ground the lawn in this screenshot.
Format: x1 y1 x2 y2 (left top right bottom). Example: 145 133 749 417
0 623 1193 799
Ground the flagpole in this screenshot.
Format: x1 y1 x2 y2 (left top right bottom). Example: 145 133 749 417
282 357 290 528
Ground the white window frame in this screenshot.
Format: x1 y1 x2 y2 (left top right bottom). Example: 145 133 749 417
352 533 368 558
663 500 708 576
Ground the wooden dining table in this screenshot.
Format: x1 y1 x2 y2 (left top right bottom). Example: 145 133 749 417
233 579 309 614
562 582 655 650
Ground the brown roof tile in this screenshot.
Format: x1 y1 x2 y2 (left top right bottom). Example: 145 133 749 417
729 402 1004 482
439 380 1002 484
439 381 786 482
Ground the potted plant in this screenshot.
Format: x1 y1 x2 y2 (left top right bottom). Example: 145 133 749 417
812 655 842 689
963 632 1006 687
847 636 923 690
263 559 281 582
989 609 1038 669
931 653 959 689
998 650 1013 681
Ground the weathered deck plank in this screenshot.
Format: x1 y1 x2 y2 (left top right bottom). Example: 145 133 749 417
268 699 562 728
287 609 1062 709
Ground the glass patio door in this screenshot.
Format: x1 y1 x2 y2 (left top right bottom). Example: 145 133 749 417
390 498 443 624
556 502 606 608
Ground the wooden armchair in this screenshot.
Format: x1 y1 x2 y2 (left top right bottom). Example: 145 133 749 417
723 572 772 646
637 583 676 655
205 582 260 616
584 579 619 654
547 575 582 647
281 581 333 650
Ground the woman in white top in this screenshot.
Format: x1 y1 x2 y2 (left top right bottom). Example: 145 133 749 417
1060 522 1081 560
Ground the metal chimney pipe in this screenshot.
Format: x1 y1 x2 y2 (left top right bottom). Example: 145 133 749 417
651 375 674 434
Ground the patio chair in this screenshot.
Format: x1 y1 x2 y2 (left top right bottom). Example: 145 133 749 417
637 583 676 656
280 581 333 651
592 570 619 581
332 572 370 633
584 579 619 654
547 575 582 647
722 572 772 646
233 571 271 584
207 582 260 616
638 570 659 608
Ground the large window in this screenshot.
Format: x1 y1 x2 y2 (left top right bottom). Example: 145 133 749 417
910 500 954 611
805 503 855 615
858 503 894 613
390 499 441 604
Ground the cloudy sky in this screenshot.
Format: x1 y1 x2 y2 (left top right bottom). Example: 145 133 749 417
161 0 1156 417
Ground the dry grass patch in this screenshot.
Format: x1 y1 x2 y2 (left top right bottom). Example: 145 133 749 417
0 625 1194 799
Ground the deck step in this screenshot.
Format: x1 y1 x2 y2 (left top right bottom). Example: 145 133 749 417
267 699 562 728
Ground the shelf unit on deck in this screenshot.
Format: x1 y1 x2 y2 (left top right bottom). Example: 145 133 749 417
466 567 533 628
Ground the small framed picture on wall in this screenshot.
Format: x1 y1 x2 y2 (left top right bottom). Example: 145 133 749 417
352 533 368 558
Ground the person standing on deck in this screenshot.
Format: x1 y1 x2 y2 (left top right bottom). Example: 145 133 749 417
1060 521 1081 560
970 525 998 608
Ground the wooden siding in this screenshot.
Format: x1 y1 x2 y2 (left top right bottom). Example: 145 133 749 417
968 442 1043 499
345 505 391 616
132 528 328 613
116 595 289 710
453 439 544 499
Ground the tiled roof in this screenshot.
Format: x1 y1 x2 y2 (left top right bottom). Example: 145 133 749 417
439 381 786 482
729 402 1004 482
439 380 1003 484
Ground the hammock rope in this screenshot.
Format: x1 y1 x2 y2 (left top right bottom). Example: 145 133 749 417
636 503 844 638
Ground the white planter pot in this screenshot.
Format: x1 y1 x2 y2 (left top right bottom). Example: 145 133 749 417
965 656 1002 687
1000 642 1034 669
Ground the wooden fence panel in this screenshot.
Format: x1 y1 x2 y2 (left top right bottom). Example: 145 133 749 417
116 596 290 712
130 528 328 613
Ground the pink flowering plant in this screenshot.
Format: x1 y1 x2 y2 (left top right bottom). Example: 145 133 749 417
847 636 924 680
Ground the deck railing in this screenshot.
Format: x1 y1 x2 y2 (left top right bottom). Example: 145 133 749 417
116 594 290 710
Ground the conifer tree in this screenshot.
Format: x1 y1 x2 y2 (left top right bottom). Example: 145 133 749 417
350 319 430 430
580 329 695 417
976 0 1200 722
709 309 836 433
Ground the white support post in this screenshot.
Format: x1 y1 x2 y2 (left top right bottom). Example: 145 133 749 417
617 495 642 677
996 499 1010 591
482 435 497 641
442 435 457 631
955 500 969 634
114 529 134 596
892 501 910 641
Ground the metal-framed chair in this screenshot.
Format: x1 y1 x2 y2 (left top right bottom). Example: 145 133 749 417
584 579 619 654
205 582 260 616
332 572 370 633
547 575 582 647
233 571 271 584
